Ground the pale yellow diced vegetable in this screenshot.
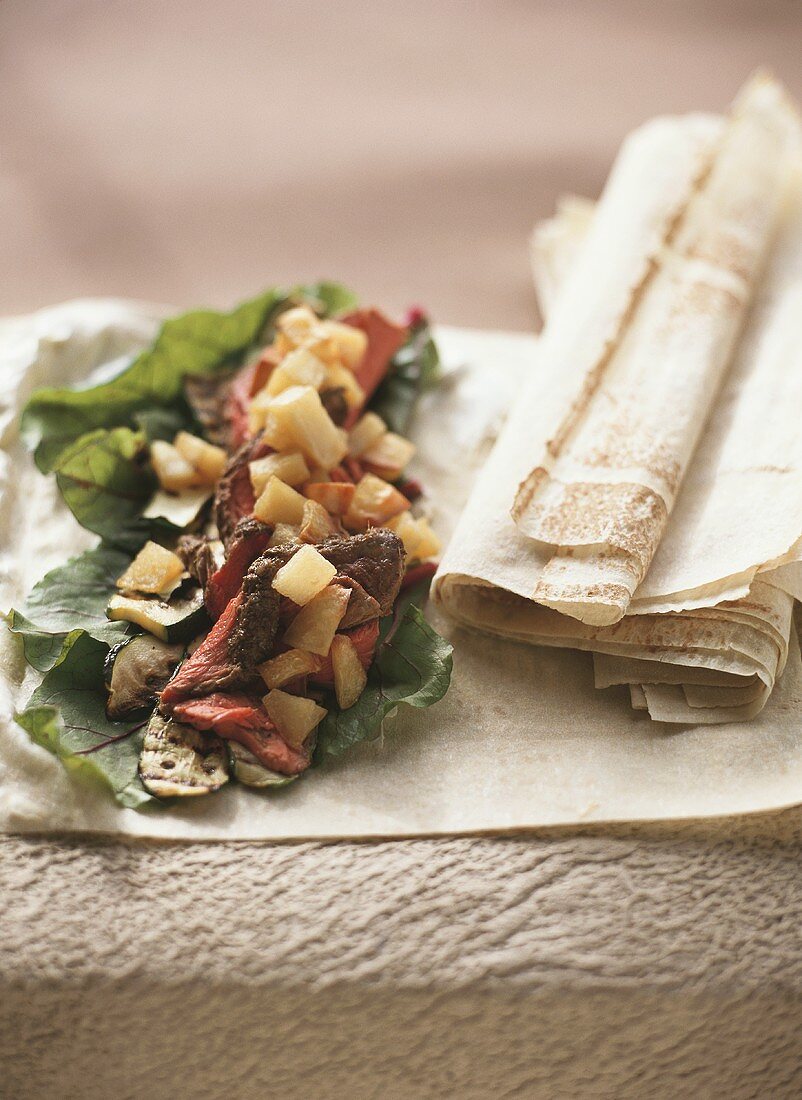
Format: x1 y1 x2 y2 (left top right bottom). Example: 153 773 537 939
268 523 301 548
265 385 348 469
258 648 321 690
414 517 441 559
275 305 318 351
266 347 327 397
385 512 422 561
316 320 368 371
263 689 327 748
253 476 307 526
361 432 416 480
247 388 278 436
272 544 337 606
331 634 368 709
299 499 338 544
304 481 356 516
249 451 311 496
116 541 185 596
150 440 198 492
344 474 410 530
348 412 387 457
173 431 227 485
324 363 365 410
282 583 351 655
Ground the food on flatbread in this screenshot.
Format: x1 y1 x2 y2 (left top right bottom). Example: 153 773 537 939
435 73 802 725
12 288 451 807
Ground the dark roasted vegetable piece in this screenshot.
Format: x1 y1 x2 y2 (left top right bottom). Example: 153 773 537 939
107 586 208 644
183 371 236 449
319 386 349 427
139 711 229 797
104 635 185 719
227 740 298 788
171 692 310 774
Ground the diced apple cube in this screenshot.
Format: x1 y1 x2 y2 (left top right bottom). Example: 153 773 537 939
266 347 328 396
258 648 322 690
266 385 348 469
275 305 318 353
348 411 387 457
116 541 186 596
150 440 198 492
263 689 327 748
173 431 227 485
304 481 356 516
361 432 416 480
299 500 338 544
253 476 307 526
324 363 365 410
331 634 368 709
283 583 350 655
310 320 368 371
344 474 410 530
414 517 441 559
385 511 422 561
268 523 301 548
272 544 337 606
249 451 311 495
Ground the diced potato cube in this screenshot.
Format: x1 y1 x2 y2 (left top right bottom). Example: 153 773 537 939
272 544 337 606
348 412 387 457
299 500 338 544
331 634 368 709
263 689 327 748
116 541 185 596
304 320 368 371
150 440 198 492
247 388 279 436
361 432 416 480
173 431 227 484
282 583 351 655
275 305 318 351
304 481 356 516
414 517 441 559
266 347 327 397
266 385 348 469
258 648 322 690
253 476 307 526
344 474 410 530
324 363 365 410
268 523 301 548
385 511 423 561
249 451 311 495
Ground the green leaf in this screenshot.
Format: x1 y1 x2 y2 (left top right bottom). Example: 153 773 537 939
54 427 157 550
21 282 357 473
7 545 132 670
369 313 441 434
315 603 453 759
14 631 154 809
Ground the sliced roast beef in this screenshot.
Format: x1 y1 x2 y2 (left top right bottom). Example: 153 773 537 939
177 534 225 590
214 432 273 547
334 575 382 629
225 350 280 450
318 529 404 617
340 307 408 425
171 692 310 775
183 371 236 449
205 517 272 620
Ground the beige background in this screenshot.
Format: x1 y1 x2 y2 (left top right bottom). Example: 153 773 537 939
3 0 802 330
4 3 802 1096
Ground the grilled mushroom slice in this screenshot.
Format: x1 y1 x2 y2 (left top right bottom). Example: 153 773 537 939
139 712 229 798
227 741 298 789
104 635 185 719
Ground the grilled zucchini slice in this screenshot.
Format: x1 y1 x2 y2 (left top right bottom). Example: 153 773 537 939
107 587 207 643
139 712 229 798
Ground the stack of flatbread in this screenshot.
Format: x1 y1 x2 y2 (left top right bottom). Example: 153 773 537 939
433 74 802 724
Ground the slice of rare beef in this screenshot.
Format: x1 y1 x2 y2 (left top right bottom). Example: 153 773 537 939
340 308 408 425
205 517 272 620
172 692 310 775
214 432 273 547
225 349 281 450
